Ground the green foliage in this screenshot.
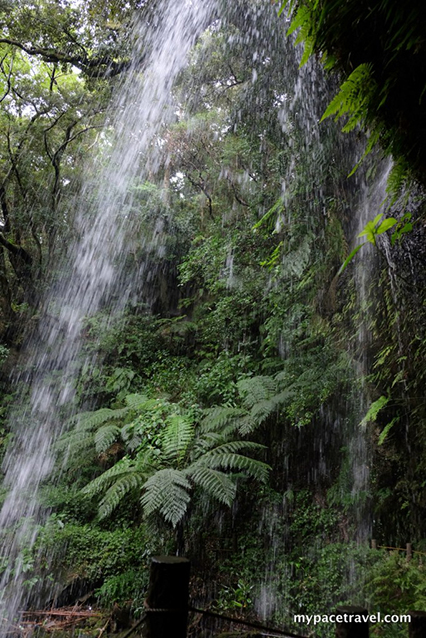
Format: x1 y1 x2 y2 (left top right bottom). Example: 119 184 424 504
31 517 153 609
64 392 270 527
338 214 399 273
390 213 413 246
215 579 254 612
96 570 147 609
279 0 426 187
141 469 192 527
360 396 389 427
321 64 376 133
1 0 424 625
366 553 426 635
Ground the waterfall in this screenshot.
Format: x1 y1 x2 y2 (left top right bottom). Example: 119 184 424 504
0 0 216 627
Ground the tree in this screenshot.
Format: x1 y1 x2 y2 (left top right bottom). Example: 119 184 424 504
0 0 149 332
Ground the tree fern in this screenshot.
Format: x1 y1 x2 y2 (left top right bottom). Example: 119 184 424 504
200 406 245 433
141 469 191 527
77 390 272 527
186 465 236 506
161 415 194 463
94 424 122 455
237 376 277 410
199 451 270 483
98 471 148 519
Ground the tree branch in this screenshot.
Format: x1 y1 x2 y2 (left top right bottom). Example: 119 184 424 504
0 232 32 266
0 38 132 77
0 186 11 233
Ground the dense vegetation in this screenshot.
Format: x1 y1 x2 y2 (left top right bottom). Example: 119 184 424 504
279 0 426 189
0 1 425 637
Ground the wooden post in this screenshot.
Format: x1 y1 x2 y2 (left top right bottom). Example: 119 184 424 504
371 539 377 549
408 611 426 637
335 606 369 638
406 543 412 560
143 556 190 638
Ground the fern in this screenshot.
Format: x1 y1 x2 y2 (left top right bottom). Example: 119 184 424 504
321 64 376 133
56 428 94 454
141 469 191 527
199 440 270 482
121 419 143 451
250 388 294 423
287 4 315 66
75 407 128 429
360 395 390 427
98 471 147 519
201 452 270 483
186 465 236 506
237 376 277 410
94 424 122 454
124 393 157 411
200 406 245 433
161 415 194 462
235 414 257 436
77 389 272 527
82 457 136 497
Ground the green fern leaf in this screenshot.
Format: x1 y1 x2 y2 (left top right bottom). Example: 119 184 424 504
82 457 135 497
125 394 158 411
56 429 94 453
237 376 277 409
98 471 147 519
94 424 122 454
76 407 128 430
250 388 294 422
121 420 143 451
141 469 191 527
204 452 270 483
186 465 236 506
321 64 375 130
200 406 246 433
199 439 264 456
161 415 194 461
236 414 257 436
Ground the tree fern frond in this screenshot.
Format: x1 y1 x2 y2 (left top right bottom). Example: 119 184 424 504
195 424 247 451
237 376 277 410
121 421 143 451
203 453 270 483
185 466 236 506
125 394 157 411
200 406 246 433
98 471 147 519
141 469 191 527
249 388 294 423
75 407 128 430
82 457 135 497
201 440 266 457
236 415 257 436
94 424 122 454
161 415 194 461
56 429 94 453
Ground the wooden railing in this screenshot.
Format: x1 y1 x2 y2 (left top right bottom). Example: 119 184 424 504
141 556 426 638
